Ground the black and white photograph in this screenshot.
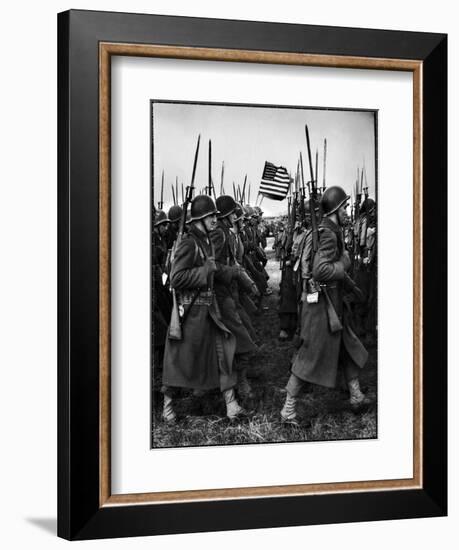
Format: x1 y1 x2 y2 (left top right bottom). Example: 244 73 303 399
151 100 378 448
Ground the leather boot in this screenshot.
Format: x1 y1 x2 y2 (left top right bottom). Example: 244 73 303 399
162 394 176 423
237 367 253 399
280 393 298 423
222 388 245 420
348 378 371 412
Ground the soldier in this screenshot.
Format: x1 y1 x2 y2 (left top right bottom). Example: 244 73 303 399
161 195 245 422
353 197 377 344
229 202 259 335
280 186 371 422
278 213 304 341
241 206 268 299
166 204 183 249
153 210 172 359
273 220 286 261
212 195 259 399
232 203 260 321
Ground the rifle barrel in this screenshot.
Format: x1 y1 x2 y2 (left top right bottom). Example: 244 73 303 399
305 126 315 191
208 139 212 196
323 138 327 189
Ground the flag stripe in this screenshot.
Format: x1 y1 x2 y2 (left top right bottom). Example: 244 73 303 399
260 179 290 189
260 185 290 196
259 161 291 201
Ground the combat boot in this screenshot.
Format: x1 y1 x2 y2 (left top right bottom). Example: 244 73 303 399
222 388 246 420
280 393 298 424
348 378 372 412
237 367 254 399
162 394 177 423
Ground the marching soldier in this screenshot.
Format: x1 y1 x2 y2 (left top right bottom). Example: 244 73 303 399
229 202 259 337
278 215 298 341
166 204 183 249
353 197 377 343
211 195 259 399
153 210 172 359
161 195 245 422
280 186 371 422
241 206 268 299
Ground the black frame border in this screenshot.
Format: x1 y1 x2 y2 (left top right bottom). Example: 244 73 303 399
58 9 447 540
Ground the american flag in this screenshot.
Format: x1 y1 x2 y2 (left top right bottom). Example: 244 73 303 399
259 161 291 201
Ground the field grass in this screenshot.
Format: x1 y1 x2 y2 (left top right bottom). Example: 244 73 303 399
152 238 377 448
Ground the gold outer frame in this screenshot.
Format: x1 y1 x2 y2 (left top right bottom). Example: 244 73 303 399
99 43 423 507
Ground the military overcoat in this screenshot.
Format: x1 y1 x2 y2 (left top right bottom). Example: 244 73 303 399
211 221 258 355
162 225 236 391
291 217 368 388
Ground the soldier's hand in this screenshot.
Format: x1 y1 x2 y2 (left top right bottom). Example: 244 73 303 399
206 257 217 273
301 291 308 303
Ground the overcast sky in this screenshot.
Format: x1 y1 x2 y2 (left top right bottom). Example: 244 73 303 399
152 101 377 217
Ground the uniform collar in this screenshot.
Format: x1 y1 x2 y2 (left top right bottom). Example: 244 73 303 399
321 216 342 235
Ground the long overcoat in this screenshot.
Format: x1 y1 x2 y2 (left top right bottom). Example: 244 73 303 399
152 230 172 348
211 221 258 355
162 225 236 392
291 217 368 388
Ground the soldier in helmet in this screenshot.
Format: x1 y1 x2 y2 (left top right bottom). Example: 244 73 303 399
153 210 172 360
166 204 184 249
211 195 260 399
353 196 377 343
278 213 298 341
280 186 371 422
242 206 269 299
161 195 244 422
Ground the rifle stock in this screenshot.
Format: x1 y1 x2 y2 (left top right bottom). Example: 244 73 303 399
168 289 182 340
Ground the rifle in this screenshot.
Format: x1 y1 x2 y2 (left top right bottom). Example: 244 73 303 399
296 160 305 225
171 184 176 206
159 170 164 210
169 134 201 340
322 138 327 193
363 160 369 199
315 148 319 195
304 125 342 332
208 140 212 196
242 174 247 204
220 161 225 195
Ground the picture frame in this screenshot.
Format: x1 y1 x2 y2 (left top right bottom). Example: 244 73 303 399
57 9 447 540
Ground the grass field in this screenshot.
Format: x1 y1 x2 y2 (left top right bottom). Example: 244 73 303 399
152 237 377 448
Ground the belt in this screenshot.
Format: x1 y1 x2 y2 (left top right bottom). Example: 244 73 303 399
179 289 214 306
319 283 337 289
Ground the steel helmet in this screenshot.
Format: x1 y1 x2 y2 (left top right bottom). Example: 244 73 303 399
154 210 170 227
254 206 263 217
321 186 350 216
360 197 376 215
233 203 244 222
168 205 183 224
216 195 237 218
243 205 254 219
190 194 219 221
